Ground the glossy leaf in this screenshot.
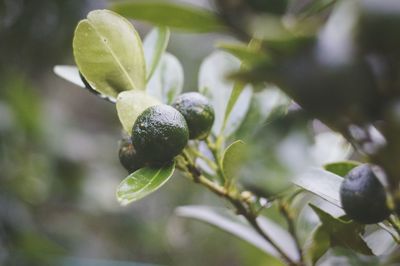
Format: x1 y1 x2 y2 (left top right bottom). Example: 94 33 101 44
299 0 337 19
320 247 380 266
199 51 252 137
292 168 343 207
222 140 246 180
364 227 398 256
143 27 170 81
324 161 360 177
175 205 299 262
53 65 85 88
235 87 290 139
73 9 146 98
217 42 269 66
220 40 262 135
117 161 175 205
54 65 117 103
112 1 224 33
305 226 330 265
147 53 183 104
310 132 353 166
310 204 373 255
116 90 160 134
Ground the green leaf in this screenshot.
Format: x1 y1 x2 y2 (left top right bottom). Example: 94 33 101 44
147 53 183 104
304 226 330 265
364 227 398 256
309 204 373 255
143 26 170 81
116 90 160 134
324 161 361 177
222 140 246 180
321 247 380 266
117 161 175 205
221 82 247 135
298 0 337 19
175 205 298 262
53 65 85 88
53 65 117 103
73 9 146 98
292 168 343 207
219 40 262 135
199 51 252 137
234 87 290 138
111 1 224 33
217 42 270 66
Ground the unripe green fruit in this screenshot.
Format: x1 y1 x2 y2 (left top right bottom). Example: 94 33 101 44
132 104 189 163
118 138 144 173
340 164 390 224
172 92 215 140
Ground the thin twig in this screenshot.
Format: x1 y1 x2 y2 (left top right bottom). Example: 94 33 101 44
388 216 400 243
279 203 304 264
187 146 218 171
181 157 298 266
205 138 226 182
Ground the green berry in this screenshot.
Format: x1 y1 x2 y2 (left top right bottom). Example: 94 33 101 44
118 138 144 173
172 92 215 140
340 164 390 224
132 104 189 163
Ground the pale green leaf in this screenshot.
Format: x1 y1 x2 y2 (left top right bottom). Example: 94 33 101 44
217 42 269 66
111 1 224 33
222 140 246 180
116 90 160 134
310 132 353 166
73 9 146 98
310 204 373 255
221 82 246 135
219 40 262 135
324 161 360 177
234 87 290 138
175 205 298 263
53 65 117 103
364 228 398 256
147 53 183 104
299 0 337 19
292 168 343 207
320 247 381 266
117 161 175 205
304 226 330 265
199 51 252 137
143 26 170 81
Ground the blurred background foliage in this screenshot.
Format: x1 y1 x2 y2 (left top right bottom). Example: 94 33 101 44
0 0 334 265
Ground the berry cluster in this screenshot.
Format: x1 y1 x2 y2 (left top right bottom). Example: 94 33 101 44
119 92 215 172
